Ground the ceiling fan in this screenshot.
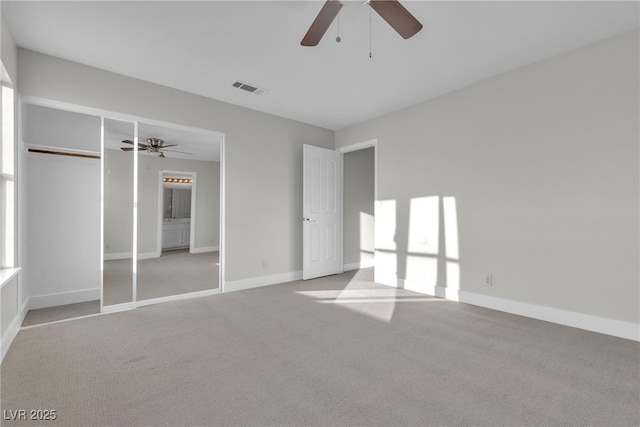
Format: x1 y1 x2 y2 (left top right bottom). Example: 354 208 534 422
121 138 192 158
301 0 423 47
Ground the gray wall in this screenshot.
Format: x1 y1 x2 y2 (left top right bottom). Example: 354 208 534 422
1 12 17 80
20 104 102 303
104 148 134 256
17 48 335 283
1 276 18 338
336 30 639 325
25 153 101 301
343 148 374 266
23 104 101 151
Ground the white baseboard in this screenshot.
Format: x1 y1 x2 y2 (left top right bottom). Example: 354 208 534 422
455 288 639 342
136 288 220 308
1 300 28 363
190 245 219 254
106 248 220 261
104 251 159 261
138 251 161 260
100 302 135 313
344 259 375 272
225 270 303 293
382 277 639 342
104 251 131 261
28 287 100 310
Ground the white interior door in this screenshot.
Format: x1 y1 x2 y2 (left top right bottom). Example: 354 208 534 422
303 144 343 280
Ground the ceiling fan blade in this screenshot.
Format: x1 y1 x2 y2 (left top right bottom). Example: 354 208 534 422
160 144 177 148
162 149 193 155
369 0 423 39
301 0 343 46
122 139 148 149
120 147 135 151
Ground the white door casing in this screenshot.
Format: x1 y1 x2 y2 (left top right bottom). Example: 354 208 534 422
303 144 343 280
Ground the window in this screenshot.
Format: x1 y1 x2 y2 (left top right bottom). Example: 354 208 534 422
1 72 15 269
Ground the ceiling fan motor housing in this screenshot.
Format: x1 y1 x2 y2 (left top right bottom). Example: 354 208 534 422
147 138 163 152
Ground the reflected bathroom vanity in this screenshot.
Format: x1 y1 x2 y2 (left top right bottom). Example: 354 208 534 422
162 182 192 250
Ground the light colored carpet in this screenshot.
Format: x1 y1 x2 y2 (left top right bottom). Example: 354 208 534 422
104 249 219 306
2 268 638 426
23 250 219 326
22 300 101 326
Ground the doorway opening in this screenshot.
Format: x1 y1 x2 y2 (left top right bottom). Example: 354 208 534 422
159 171 196 253
339 139 378 277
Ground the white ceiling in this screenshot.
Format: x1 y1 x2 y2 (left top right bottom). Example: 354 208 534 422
3 1 638 130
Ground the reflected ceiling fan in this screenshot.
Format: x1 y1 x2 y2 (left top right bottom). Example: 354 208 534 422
301 0 422 47
121 138 192 158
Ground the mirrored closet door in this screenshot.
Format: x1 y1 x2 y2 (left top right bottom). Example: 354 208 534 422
102 118 136 308
136 122 221 302
102 118 221 309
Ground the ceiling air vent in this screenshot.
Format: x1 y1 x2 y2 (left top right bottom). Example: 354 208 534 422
232 81 266 95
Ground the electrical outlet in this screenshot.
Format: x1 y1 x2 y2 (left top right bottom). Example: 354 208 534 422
262 261 268 270
484 274 493 287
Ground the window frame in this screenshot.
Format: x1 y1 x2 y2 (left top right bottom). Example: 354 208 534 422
1 78 16 269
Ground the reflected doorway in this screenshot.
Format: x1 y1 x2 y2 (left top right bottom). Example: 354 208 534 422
135 168 220 301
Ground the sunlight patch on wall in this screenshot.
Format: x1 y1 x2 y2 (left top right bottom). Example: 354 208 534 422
359 211 374 262
370 195 461 299
406 196 439 291
443 196 460 296
374 200 397 286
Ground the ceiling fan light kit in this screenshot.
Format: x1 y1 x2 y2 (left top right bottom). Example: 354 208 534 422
301 0 422 47
163 177 193 184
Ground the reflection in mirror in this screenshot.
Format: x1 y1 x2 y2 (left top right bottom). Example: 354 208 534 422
102 118 135 307
164 186 191 220
19 104 102 325
136 122 220 301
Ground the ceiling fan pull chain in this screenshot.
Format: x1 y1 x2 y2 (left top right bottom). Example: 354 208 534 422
336 11 341 43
